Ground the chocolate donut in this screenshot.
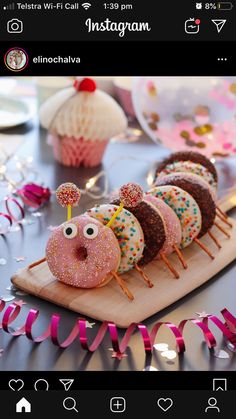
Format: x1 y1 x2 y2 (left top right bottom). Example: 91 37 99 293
111 199 166 265
156 151 218 183
155 172 216 237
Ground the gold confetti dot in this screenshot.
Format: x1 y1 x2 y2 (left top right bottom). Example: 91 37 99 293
148 122 158 131
194 105 209 117
230 83 236 95
151 112 160 122
180 130 190 140
196 142 206 148
194 124 213 136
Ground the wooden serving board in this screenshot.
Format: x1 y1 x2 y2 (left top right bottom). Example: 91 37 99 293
11 185 236 328
12 217 236 328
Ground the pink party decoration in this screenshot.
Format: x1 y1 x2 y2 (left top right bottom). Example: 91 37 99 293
209 79 236 110
16 183 51 209
1 298 236 355
50 135 109 168
132 77 236 158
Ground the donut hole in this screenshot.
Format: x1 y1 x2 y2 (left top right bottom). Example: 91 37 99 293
75 246 88 261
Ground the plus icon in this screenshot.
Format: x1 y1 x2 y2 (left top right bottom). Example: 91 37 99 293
110 397 126 413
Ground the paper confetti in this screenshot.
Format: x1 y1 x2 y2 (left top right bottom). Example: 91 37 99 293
9 225 21 233
86 321 96 329
108 348 128 360
15 290 28 296
32 211 42 218
21 218 35 226
6 285 17 292
0 295 15 302
0 258 7 266
111 351 128 360
14 256 27 263
196 311 210 318
14 300 26 307
153 343 177 361
143 366 158 371
153 343 169 352
161 350 177 360
226 341 236 353
47 225 58 231
213 349 230 359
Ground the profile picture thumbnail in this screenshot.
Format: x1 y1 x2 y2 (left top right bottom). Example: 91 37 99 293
4 47 29 72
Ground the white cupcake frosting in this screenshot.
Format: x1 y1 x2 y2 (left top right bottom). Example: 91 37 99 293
39 85 127 142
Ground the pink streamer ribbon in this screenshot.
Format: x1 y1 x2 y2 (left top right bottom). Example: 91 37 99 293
0 299 236 355
0 197 25 234
0 212 12 233
4 196 25 222
1 184 50 235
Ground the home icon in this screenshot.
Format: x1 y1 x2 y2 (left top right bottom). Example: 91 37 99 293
16 397 31 413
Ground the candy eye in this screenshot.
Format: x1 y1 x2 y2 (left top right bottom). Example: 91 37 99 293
63 223 78 239
83 223 99 239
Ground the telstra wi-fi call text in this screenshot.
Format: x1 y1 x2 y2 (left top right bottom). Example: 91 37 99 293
11 2 80 10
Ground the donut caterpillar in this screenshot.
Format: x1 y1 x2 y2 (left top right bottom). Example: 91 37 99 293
28 151 232 301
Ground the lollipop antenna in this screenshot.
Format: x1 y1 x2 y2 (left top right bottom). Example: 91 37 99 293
107 183 143 228
56 183 81 221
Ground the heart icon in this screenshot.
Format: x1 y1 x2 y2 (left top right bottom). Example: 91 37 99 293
8 379 24 391
157 398 173 412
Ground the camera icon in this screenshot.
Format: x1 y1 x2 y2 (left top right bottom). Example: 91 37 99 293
7 19 23 34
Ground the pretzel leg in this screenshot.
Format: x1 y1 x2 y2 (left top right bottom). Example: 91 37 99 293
216 205 228 219
208 230 222 250
28 257 46 270
160 252 180 279
216 212 233 228
214 221 231 238
194 238 214 260
134 264 153 288
173 244 188 269
111 271 134 301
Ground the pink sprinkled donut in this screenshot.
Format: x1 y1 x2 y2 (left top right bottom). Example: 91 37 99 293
46 215 121 288
145 194 182 256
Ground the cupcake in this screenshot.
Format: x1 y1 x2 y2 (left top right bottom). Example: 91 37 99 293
39 77 127 167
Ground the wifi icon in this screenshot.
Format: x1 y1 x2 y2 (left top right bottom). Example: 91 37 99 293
82 2 91 9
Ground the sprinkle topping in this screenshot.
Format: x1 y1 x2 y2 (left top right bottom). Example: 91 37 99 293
56 183 81 208
119 183 143 208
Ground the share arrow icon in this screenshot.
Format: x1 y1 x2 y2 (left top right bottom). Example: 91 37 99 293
212 19 227 33
59 379 74 391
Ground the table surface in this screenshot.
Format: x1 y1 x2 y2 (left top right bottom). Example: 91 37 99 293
1 106 236 372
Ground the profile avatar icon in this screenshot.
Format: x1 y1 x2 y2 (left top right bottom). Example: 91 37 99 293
4 47 29 72
205 397 220 413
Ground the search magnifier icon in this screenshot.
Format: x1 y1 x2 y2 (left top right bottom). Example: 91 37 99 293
63 397 78 413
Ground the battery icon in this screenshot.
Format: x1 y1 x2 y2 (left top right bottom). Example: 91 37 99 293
217 2 234 9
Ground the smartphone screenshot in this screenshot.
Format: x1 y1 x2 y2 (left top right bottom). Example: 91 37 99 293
0 0 236 417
